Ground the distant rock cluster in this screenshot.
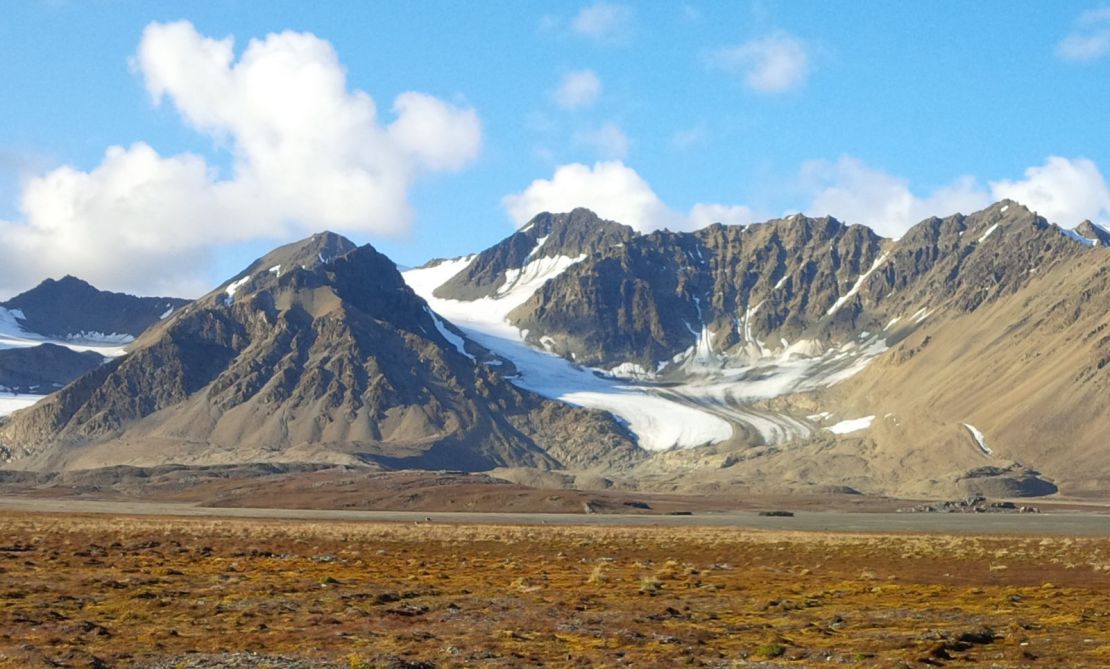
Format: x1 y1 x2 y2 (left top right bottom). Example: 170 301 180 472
898 495 1040 514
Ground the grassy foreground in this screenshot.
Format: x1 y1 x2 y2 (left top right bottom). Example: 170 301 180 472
1 512 1108 668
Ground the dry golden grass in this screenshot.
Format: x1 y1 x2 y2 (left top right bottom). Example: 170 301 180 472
1 512 1109 667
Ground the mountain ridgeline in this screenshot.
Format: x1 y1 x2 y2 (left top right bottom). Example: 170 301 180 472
1 275 186 339
484 204 1085 372
0 233 639 472
416 202 1109 496
0 202 1107 499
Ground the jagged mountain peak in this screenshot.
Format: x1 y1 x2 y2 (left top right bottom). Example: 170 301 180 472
240 231 359 277
1076 219 1110 246
433 209 636 301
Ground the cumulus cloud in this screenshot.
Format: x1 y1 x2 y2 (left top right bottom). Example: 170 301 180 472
506 156 1110 240
574 121 630 159
570 2 634 43
800 157 991 238
800 155 1110 237
1057 6 1110 62
990 156 1110 227
503 161 755 232
554 69 602 109
0 20 481 298
707 31 811 93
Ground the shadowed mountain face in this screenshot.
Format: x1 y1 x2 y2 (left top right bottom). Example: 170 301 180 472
0 232 640 472
0 344 105 394
1 276 187 338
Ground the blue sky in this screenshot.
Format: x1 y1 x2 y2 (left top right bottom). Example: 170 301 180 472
2 1 1109 297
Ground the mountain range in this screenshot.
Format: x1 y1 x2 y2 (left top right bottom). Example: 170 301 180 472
1 201 1106 499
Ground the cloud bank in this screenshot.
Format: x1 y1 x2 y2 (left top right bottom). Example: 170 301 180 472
506 156 1110 238
0 20 481 297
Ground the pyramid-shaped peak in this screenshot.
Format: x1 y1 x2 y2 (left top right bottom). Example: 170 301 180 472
1076 219 1110 245
520 208 634 237
249 231 359 274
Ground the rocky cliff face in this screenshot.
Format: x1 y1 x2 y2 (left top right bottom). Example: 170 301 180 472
507 215 888 369
0 344 105 394
501 202 1088 373
415 200 1107 497
0 232 640 472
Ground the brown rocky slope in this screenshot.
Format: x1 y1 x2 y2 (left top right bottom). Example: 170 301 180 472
0 233 640 472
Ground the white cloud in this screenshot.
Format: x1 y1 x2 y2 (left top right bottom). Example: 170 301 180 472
503 161 755 232
510 155 1110 244
990 156 1110 227
708 30 811 93
800 157 991 237
1057 6 1110 62
574 121 630 159
800 155 1110 237
0 20 481 297
554 69 602 109
571 2 634 43
688 202 755 228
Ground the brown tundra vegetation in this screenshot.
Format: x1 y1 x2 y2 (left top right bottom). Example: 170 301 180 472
1 512 1109 668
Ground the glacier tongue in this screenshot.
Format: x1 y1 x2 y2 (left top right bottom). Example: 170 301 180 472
404 256 733 451
403 250 895 452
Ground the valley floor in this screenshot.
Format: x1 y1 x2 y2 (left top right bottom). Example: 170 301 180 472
2 510 1110 668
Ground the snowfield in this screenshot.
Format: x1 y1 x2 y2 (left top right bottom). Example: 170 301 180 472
403 248 892 452
0 393 44 418
0 307 132 357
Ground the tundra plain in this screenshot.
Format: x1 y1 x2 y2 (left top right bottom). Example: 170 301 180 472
2 511 1110 668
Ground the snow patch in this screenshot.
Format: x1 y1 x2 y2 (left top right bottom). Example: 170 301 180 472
604 362 653 379
497 254 586 304
425 307 474 361
963 423 992 456
827 416 875 434
826 253 889 317
977 223 1000 243
0 307 132 357
526 235 550 262
224 276 251 305
0 392 44 417
269 264 282 276
910 307 932 324
1060 228 1096 247
160 307 174 320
